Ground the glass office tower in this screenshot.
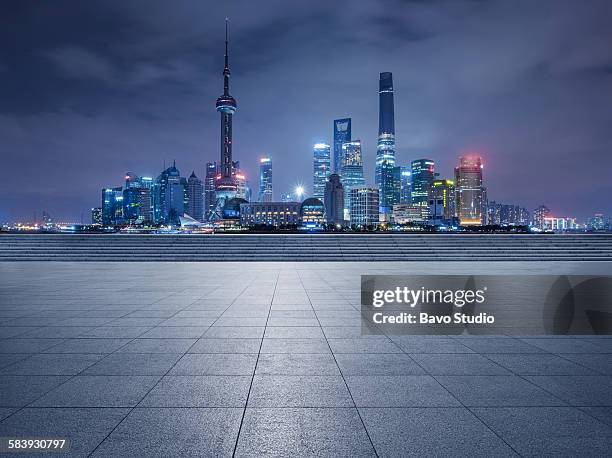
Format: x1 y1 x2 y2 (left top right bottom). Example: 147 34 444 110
411 159 435 207
340 140 365 219
313 143 331 200
333 118 351 174
258 157 273 202
454 156 484 225
375 72 396 185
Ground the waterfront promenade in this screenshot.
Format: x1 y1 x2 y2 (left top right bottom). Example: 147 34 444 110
1 236 611 455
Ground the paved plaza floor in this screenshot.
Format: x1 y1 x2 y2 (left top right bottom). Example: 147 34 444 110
0 261 611 456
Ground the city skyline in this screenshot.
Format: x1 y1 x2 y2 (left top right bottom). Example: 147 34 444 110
2 1 612 222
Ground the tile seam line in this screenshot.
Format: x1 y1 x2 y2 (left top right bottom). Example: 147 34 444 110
231 269 279 457
298 268 380 458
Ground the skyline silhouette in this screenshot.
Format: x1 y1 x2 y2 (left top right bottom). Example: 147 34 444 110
1 0 612 222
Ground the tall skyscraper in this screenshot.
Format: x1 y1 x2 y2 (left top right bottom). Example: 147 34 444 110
121 173 152 224
333 118 351 174
204 162 217 220
324 174 344 226
313 143 331 200
212 19 238 219
429 179 455 222
340 140 366 219
153 161 184 225
411 159 435 208
350 187 380 227
102 187 123 226
379 161 397 218
187 171 204 221
123 187 151 224
532 205 550 229
399 167 411 203
376 72 395 185
454 156 484 226
258 157 273 202
392 166 402 205
232 160 248 201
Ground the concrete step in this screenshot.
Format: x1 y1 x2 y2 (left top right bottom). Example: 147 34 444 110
2 234 612 261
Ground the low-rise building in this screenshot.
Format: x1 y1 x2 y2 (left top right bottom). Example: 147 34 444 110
240 202 300 227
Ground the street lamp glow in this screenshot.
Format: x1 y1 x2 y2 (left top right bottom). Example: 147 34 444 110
295 186 305 199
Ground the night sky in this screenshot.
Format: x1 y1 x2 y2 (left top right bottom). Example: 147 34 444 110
1 0 612 222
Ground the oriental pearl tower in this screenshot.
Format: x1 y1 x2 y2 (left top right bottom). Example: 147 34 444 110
211 19 238 219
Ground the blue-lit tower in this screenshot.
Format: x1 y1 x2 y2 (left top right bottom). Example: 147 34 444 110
375 72 396 185
411 159 435 207
211 19 238 220
333 118 351 174
399 166 411 203
313 143 331 200
258 157 273 202
340 140 366 220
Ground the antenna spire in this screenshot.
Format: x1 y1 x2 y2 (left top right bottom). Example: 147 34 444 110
223 18 230 95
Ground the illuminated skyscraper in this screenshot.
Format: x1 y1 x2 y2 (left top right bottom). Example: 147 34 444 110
350 187 380 227
429 179 455 222
258 157 273 202
411 159 435 208
187 171 204 221
91 207 102 225
121 173 153 224
123 187 151 224
340 140 365 219
392 166 402 205
379 161 398 218
376 72 395 185
232 160 248 201
313 143 331 200
532 205 550 229
212 19 238 219
454 156 484 226
333 118 351 174
102 187 123 226
399 167 411 203
204 162 217 220
152 161 184 225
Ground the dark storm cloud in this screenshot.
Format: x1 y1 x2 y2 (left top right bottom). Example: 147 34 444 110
1 0 611 221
